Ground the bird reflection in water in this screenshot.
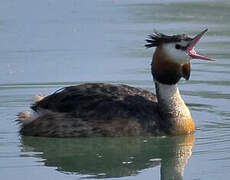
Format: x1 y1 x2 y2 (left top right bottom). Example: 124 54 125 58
21 134 194 179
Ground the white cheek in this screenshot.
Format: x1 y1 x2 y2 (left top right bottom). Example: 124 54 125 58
163 44 191 64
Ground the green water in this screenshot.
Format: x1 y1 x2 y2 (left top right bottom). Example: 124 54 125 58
1 0 230 179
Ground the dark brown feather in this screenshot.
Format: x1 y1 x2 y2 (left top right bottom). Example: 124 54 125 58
22 83 162 137
182 63 191 80
145 31 192 48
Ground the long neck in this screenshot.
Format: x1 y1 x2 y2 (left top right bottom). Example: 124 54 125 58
155 81 195 135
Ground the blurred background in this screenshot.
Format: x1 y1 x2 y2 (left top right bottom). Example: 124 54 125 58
1 0 230 179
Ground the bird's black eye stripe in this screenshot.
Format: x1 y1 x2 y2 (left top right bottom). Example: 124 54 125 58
175 44 187 50
175 44 181 49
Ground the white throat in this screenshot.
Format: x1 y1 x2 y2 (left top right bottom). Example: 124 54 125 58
155 81 193 134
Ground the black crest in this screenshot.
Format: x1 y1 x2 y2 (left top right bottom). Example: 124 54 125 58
145 31 192 48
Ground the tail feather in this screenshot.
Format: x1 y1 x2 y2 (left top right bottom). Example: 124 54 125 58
17 111 32 125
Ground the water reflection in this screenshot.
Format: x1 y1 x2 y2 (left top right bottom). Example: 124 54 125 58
21 135 194 179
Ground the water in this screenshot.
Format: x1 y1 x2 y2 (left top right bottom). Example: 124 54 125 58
1 0 230 179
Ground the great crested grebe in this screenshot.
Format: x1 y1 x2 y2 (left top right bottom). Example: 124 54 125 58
18 29 213 137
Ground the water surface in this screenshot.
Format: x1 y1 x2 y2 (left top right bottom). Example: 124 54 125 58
1 0 230 179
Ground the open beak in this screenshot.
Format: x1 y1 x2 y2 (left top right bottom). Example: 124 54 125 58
187 29 215 61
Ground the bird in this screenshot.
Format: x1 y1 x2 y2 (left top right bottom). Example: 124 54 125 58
18 29 214 137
